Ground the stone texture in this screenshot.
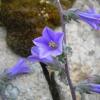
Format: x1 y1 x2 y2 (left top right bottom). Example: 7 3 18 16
68 0 100 80
56 0 100 84
12 63 52 100
0 27 52 100
85 94 100 100
54 0 100 100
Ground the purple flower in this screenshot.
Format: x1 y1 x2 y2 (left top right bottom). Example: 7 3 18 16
33 26 64 58
89 83 100 93
7 58 30 77
75 7 100 30
28 46 53 63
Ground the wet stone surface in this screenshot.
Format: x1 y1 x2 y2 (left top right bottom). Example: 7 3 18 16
0 0 75 57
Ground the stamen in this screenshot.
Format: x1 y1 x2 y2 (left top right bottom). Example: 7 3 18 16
49 41 57 48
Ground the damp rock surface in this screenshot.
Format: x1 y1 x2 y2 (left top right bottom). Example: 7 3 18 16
0 27 52 100
0 0 75 57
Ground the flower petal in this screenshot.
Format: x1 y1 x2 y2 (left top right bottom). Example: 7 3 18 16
39 47 51 58
7 58 30 77
27 55 39 62
90 84 100 89
75 8 100 30
33 37 48 47
40 56 54 63
90 88 100 93
42 26 55 41
29 46 54 63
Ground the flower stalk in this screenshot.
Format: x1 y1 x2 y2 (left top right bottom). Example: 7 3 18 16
55 0 66 44
55 0 76 100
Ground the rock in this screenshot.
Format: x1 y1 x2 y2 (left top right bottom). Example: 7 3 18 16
56 0 100 84
54 72 81 100
54 0 100 100
68 0 100 77
11 62 53 100
0 27 53 100
85 94 100 100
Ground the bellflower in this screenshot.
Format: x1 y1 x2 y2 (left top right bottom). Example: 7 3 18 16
6 58 30 78
33 26 64 58
89 83 100 93
76 83 100 94
75 7 100 30
28 46 53 63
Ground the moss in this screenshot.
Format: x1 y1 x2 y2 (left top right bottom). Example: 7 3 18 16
0 0 75 57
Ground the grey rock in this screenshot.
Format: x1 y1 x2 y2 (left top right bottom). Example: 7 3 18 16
54 0 100 100
0 27 53 100
85 94 100 100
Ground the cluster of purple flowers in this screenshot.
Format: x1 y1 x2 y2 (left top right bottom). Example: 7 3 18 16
6 26 64 79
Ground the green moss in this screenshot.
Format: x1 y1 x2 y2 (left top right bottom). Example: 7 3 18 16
0 0 75 57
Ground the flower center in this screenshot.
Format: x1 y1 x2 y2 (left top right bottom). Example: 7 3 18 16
49 41 57 48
